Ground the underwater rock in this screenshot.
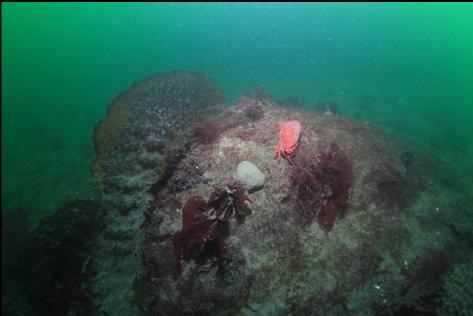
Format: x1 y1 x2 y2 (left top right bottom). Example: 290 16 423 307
165 151 204 193
2 200 105 316
279 96 305 108
243 85 280 107
233 97 264 121
235 160 266 192
87 78 464 315
93 71 226 177
401 150 415 174
438 258 473 316
27 200 105 315
363 160 416 212
87 71 227 315
139 93 445 315
194 110 252 145
314 100 340 115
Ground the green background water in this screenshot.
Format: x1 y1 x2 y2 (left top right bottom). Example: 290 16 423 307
2 3 473 224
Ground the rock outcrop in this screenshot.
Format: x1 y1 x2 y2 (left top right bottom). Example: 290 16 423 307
86 72 470 315
88 71 226 315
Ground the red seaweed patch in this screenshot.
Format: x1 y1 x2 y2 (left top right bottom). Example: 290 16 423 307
172 183 250 272
292 142 353 231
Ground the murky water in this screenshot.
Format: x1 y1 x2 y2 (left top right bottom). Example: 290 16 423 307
2 3 472 315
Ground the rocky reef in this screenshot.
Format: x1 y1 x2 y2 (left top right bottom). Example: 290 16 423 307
88 71 227 315
92 72 473 315
113 74 469 315
2 200 105 316
3 70 465 316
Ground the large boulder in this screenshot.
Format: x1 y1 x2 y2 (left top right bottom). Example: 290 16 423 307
87 73 472 315
88 71 227 315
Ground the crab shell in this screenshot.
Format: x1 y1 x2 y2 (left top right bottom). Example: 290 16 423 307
275 119 302 163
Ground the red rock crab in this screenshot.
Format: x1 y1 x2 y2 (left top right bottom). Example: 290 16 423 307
275 119 302 164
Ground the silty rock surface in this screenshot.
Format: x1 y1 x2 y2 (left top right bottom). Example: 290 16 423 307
89 71 471 315
141 94 454 316
88 71 226 315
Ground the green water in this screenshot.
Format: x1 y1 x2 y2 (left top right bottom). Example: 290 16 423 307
2 3 473 315
3 3 473 223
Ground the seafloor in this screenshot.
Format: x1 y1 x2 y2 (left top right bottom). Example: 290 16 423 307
3 71 472 316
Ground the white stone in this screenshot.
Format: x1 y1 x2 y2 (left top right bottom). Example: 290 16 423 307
235 161 266 192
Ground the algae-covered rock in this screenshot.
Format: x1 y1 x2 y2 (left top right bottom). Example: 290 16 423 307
86 73 471 315
139 92 471 315
438 258 473 316
235 160 266 192
93 71 226 175
2 200 105 316
87 71 227 315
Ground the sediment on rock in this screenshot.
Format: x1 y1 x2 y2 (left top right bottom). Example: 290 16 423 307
87 71 227 315
88 73 467 315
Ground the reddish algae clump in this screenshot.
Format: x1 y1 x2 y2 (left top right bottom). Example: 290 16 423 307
292 142 352 231
172 183 250 272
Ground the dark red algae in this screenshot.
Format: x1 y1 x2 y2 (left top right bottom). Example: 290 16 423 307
172 196 227 272
292 142 353 231
172 183 250 272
